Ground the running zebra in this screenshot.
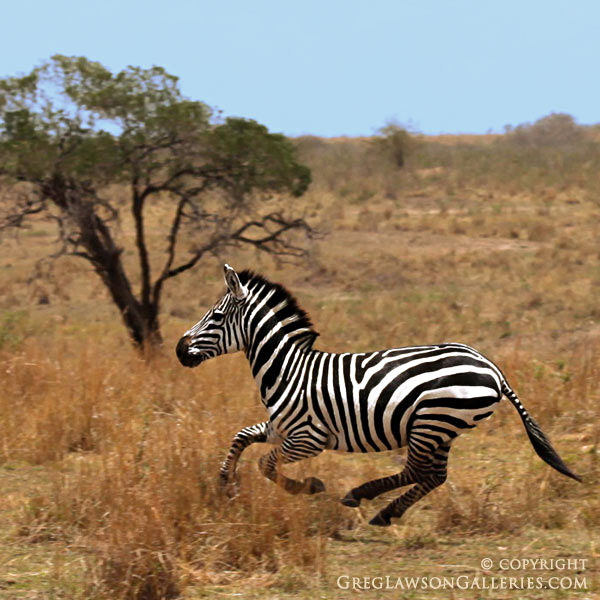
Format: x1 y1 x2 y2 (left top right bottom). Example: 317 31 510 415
176 265 581 526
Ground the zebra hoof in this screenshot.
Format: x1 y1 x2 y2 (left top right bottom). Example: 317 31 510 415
369 513 392 527
303 477 326 494
340 492 361 507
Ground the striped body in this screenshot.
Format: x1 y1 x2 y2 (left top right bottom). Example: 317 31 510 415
177 266 581 526
259 343 501 454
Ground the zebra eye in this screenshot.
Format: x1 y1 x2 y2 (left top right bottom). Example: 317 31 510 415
212 311 225 323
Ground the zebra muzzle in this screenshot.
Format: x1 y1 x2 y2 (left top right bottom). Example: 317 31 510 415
176 336 204 367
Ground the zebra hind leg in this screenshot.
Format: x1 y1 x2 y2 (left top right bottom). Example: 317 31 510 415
369 442 451 527
340 454 422 508
341 435 444 507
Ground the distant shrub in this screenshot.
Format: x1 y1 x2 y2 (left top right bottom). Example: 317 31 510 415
373 121 423 169
293 135 328 159
507 113 584 148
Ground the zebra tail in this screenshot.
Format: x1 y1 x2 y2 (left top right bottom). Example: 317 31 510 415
501 381 582 482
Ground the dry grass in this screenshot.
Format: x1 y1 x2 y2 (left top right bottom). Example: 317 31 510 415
3 341 356 598
1 131 599 598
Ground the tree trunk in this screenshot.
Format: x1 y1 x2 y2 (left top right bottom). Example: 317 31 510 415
100 259 163 349
68 193 163 349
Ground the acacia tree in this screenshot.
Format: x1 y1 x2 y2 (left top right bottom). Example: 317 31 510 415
0 56 311 347
374 121 422 169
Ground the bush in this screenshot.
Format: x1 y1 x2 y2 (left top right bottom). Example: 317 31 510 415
373 121 423 169
507 113 584 148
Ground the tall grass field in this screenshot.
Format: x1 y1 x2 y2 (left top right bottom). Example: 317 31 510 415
1 128 598 598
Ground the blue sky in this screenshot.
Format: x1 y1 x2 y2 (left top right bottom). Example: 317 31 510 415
2 0 598 137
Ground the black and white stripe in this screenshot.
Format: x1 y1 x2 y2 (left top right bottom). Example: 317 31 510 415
176 265 581 526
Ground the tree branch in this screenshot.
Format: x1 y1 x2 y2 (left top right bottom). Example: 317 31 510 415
132 189 151 309
231 212 313 257
155 210 312 287
0 188 46 230
150 192 189 307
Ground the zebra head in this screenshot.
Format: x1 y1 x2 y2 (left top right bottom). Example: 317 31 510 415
176 264 247 368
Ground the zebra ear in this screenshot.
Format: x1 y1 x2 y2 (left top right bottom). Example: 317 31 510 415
224 264 247 300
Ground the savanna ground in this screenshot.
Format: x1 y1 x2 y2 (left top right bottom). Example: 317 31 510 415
1 127 599 598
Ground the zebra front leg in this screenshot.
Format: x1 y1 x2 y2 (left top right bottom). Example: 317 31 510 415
220 421 271 494
258 436 326 495
369 442 451 527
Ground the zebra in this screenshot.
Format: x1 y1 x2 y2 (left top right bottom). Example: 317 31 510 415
176 265 581 526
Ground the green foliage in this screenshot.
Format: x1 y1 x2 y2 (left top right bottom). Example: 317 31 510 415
0 55 311 197
0 55 212 185
0 55 311 198
206 118 311 199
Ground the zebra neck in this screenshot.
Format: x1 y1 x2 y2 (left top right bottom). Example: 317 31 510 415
244 313 315 404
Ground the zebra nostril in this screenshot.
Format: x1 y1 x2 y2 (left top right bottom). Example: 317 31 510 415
176 335 191 362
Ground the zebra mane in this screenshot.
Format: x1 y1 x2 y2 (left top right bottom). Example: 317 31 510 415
237 269 319 349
